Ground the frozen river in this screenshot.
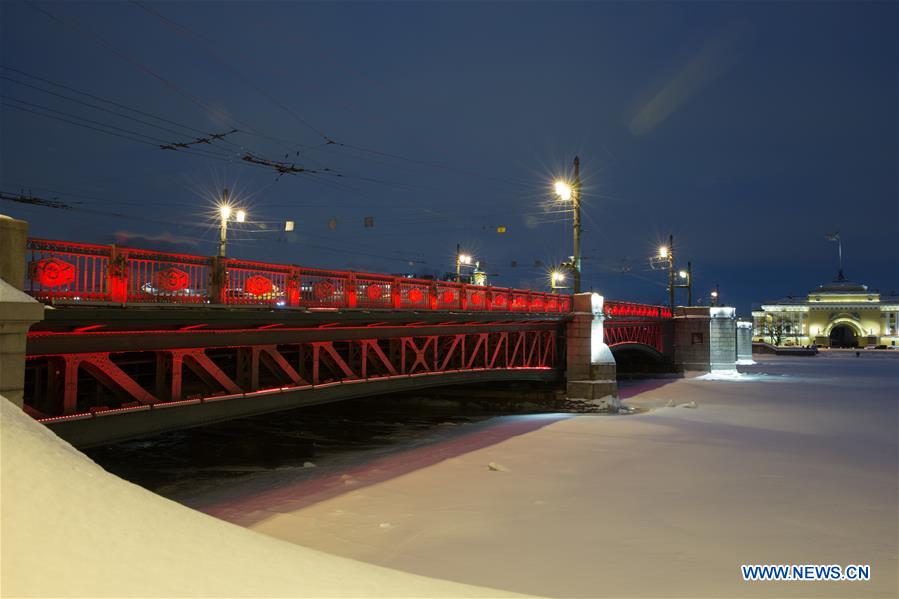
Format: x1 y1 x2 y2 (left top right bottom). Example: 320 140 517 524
69 351 899 597
151 351 897 598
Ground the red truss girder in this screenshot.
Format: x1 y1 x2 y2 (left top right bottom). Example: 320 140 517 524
27 330 558 418
604 322 663 353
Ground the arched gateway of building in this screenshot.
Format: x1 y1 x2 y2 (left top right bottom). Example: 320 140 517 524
829 324 858 348
752 272 899 348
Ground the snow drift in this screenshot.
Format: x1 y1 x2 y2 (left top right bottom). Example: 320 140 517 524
0 396 521 598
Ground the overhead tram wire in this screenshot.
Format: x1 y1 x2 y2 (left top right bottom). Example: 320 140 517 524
0 66 242 150
28 3 552 232
27 2 272 149
130 0 332 144
126 1 543 195
0 190 214 233
0 97 234 160
0 74 239 150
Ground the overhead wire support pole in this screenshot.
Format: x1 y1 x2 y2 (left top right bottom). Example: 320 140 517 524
573 156 582 294
668 234 675 313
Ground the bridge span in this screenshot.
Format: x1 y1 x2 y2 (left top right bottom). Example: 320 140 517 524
0 220 743 448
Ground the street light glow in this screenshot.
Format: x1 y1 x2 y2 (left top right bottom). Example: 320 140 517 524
659 246 669 258
554 181 572 201
459 254 472 265
551 271 565 283
236 209 246 223
219 205 232 220
711 290 719 298
679 270 688 279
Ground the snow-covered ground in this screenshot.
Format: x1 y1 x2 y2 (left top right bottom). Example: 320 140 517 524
196 352 898 598
3 352 896 598
0 397 523 598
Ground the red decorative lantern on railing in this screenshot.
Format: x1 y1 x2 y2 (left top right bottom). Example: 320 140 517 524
154 268 189 293
408 288 424 304
441 290 455 304
470 292 484 306
245 275 274 297
30 257 76 288
313 281 334 300
366 284 383 301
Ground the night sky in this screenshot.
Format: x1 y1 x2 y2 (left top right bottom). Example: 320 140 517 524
2 1 896 315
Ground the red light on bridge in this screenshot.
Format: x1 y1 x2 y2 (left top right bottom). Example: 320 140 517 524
366 284 383 301
441 290 455 304
31 257 76 288
245 275 274 297
493 295 506 308
313 281 334 300
470 292 484 306
154 268 189 292
408 288 424 303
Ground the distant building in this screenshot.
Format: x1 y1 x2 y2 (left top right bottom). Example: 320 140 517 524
752 272 899 348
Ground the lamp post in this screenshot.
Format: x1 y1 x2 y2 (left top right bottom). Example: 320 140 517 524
553 155 582 293
710 285 720 307
659 234 675 312
550 270 567 293
217 188 247 258
455 244 473 283
677 261 693 306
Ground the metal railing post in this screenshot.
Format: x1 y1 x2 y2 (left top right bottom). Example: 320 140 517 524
347 272 357 308
108 244 128 304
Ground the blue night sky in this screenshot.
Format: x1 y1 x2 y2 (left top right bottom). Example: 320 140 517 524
1 1 896 314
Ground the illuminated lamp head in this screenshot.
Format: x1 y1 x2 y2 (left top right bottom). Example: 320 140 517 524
554 181 572 201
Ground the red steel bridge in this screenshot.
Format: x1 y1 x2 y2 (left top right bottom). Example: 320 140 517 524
21 238 672 446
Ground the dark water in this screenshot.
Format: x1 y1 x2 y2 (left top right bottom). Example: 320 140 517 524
85 394 554 502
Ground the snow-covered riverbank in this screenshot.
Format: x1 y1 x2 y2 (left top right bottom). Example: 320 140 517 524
0 398 523 598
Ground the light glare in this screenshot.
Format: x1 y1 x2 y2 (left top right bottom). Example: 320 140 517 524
219 205 232 220
236 210 246 223
554 181 572 201
678 270 688 279
658 246 668 258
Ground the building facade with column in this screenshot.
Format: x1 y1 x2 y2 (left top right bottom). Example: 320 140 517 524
752 274 899 348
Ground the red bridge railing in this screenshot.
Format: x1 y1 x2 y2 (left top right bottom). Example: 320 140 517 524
25 238 574 313
25 238 673 318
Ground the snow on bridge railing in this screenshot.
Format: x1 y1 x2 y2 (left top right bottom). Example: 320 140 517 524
25 238 576 314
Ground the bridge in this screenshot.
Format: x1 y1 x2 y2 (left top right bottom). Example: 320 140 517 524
0 216 744 448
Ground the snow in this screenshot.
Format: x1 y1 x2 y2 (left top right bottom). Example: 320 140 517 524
4 352 896 598
0 397 522 598
190 353 897 598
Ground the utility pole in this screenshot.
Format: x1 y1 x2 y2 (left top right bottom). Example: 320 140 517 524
687 260 693 306
455 243 461 283
573 156 582 294
667 233 675 313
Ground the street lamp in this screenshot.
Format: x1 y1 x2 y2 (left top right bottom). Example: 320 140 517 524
550 270 567 293
455 244 474 283
710 285 719 307
654 235 693 310
553 156 582 293
217 188 247 258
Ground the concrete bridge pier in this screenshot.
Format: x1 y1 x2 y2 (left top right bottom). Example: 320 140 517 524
0 215 45 407
673 306 737 373
566 293 619 409
736 320 754 364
